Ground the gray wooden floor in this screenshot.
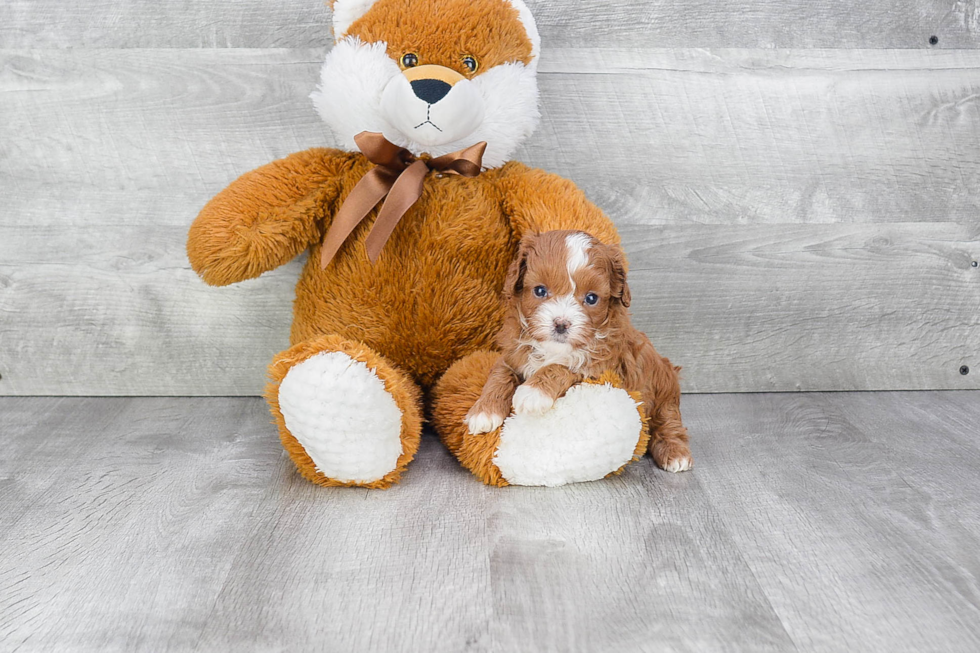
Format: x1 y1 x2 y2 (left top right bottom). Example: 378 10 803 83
2 392 979 652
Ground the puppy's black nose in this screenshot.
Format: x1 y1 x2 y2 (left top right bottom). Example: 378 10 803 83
554 320 570 335
411 79 452 104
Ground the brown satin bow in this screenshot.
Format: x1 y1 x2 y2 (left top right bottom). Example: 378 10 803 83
319 131 487 268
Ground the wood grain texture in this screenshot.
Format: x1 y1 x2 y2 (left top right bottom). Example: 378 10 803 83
1 221 976 395
622 221 980 393
2 47 979 394
0 397 281 651
4 48 980 227
486 470 794 652
0 0 332 49
688 391 980 652
2 0 978 49
2 393 980 651
194 430 495 651
536 49 980 227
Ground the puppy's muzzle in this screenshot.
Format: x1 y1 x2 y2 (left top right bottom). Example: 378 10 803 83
404 65 465 105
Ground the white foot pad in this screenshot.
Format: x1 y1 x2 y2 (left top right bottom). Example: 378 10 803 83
493 383 643 487
278 351 403 484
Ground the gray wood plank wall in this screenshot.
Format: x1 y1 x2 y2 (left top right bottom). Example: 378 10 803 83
0 2 978 395
3 0 979 48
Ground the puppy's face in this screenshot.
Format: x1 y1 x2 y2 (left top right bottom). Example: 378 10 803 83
505 231 631 368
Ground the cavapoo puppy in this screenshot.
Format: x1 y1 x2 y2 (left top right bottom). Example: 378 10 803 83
465 230 692 472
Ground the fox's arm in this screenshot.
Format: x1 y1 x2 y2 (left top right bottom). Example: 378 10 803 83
187 148 356 286
495 161 621 246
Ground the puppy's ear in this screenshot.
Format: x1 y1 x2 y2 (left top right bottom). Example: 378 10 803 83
607 243 631 308
505 233 537 299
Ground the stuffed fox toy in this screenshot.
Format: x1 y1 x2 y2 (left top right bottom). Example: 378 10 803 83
187 0 685 487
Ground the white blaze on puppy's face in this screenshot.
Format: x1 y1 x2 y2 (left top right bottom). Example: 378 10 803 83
564 232 592 289
516 231 609 377
529 232 593 343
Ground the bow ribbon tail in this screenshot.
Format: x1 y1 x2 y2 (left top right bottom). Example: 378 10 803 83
320 166 398 269
354 131 411 168
364 159 429 263
429 141 487 177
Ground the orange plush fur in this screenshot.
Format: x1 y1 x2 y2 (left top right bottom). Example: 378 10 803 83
187 0 650 488
351 0 534 72
266 334 423 488
189 155 620 390
432 356 649 487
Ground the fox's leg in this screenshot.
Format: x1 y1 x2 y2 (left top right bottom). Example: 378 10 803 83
267 334 422 488
433 353 646 488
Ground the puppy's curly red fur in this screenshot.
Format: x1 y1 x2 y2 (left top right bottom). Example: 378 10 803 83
465 230 693 473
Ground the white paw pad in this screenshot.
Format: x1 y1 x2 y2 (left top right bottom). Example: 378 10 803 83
494 383 643 487
466 411 504 435
278 351 403 484
512 384 555 415
663 456 693 473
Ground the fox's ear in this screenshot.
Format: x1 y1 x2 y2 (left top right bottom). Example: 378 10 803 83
505 0 541 63
330 1 541 63
330 0 381 41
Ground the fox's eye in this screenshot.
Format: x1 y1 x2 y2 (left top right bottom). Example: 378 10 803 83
462 55 479 73
401 53 419 68
584 292 599 306
533 285 548 298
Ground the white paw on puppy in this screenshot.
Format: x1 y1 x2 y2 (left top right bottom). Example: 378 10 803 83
512 384 555 415
466 411 505 435
662 456 694 473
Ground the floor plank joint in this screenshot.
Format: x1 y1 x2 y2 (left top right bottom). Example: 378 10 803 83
2 392 978 651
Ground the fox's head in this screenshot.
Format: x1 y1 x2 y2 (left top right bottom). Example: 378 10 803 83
312 0 540 169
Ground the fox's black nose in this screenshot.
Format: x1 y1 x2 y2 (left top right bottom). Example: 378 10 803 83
411 78 452 104
554 320 570 335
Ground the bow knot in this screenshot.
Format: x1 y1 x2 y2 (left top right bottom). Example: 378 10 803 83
319 132 487 268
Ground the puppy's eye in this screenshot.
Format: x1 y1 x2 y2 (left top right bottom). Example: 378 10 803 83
462 55 479 73
584 292 599 306
401 53 419 68
533 285 548 298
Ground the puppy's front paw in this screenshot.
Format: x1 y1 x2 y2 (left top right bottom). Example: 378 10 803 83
512 384 555 415
652 440 694 473
663 456 693 473
465 411 504 435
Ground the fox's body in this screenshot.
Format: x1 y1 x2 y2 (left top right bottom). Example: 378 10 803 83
292 155 514 388
187 0 689 488
191 148 618 390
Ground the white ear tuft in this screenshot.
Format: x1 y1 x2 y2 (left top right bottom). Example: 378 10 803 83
332 0 381 41
505 0 541 63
